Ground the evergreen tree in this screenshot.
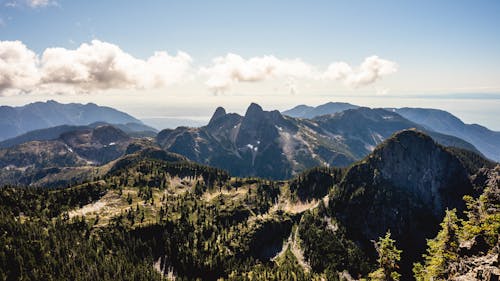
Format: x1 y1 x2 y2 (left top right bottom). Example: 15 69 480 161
413 209 460 281
368 230 402 281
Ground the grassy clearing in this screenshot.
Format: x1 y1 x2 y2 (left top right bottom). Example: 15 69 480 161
66 175 198 227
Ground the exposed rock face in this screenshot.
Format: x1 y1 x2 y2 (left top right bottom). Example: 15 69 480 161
371 130 472 217
157 104 480 180
330 130 480 276
158 103 296 179
208 107 227 126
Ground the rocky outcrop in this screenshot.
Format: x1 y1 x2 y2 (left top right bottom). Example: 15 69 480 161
330 130 486 277
208 106 227 126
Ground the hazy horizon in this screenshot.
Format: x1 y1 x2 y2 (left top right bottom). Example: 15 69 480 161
2 94 500 131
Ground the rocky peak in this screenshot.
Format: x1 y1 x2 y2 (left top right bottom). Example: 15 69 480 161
208 107 227 126
331 129 477 275
370 129 472 216
244 103 265 120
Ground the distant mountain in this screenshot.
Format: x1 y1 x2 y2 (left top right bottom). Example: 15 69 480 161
283 102 500 162
311 107 480 159
157 103 479 179
0 125 133 186
282 102 359 118
0 122 157 149
141 117 207 130
330 129 493 276
0 125 131 168
390 107 500 162
0 100 142 141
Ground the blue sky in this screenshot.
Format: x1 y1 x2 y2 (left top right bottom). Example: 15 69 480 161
3 0 500 64
0 0 499 128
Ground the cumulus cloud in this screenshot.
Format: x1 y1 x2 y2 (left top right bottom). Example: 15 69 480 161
0 39 398 95
199 53 316 94
323 56 398 88
0 40 193 95
40 40 192 92
0 40 40 93
200 54 398 93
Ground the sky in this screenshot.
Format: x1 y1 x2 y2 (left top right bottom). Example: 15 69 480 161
1 0 500 129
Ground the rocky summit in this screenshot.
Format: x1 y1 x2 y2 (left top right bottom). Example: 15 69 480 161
330 129 490 276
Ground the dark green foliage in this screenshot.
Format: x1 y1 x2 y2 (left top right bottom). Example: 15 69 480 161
227 248 312 281
0 205 162 281
289 166 344 202
298 211 372 278
0 182 107 217
446 146 496 175
414 166 500 280
368 231 402 281
108 159 230 189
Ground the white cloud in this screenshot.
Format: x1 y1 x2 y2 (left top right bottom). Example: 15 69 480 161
0 40 40 93
0 40 193 95
40 40 192 92
200 53 316 94
200 53 398 93
0 39 398 95
323 56 398 88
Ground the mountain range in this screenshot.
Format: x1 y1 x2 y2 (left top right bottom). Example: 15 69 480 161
0 100 144 141
284 102 500 162
157 103 479 179
0 100 496 184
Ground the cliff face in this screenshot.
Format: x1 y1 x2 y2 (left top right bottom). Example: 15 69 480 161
370 130 472 217
330 130 479 277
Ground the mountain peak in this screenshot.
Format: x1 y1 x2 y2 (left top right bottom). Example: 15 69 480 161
208 107 227 125
244 103 264 118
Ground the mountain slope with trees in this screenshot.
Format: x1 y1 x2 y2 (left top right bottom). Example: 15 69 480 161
0 129 496 280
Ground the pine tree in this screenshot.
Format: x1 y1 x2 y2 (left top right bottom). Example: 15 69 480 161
369 230 402 281
413 209 460 281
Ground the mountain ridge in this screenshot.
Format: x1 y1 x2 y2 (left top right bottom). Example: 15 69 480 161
157 103 482 180
282 102 500 162
0 100 143 141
